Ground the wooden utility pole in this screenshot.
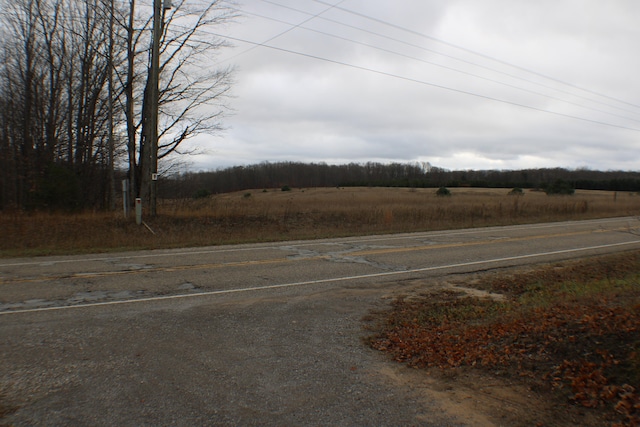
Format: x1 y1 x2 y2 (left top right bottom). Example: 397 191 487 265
140 0 171 217
148 0 161 216
107 0 116 211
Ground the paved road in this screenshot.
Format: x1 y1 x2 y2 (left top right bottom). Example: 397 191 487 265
1 217 640 426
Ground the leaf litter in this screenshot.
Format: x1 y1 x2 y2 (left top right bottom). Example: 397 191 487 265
367 251 640 426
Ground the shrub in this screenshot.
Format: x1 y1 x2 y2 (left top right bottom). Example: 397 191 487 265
545 179 575 195
34 163 81 210
436 187 451 197
281 185 292 192
193 188 211 199
509 187 524 196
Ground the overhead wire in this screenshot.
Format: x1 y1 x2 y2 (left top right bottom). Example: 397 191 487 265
218 0 347 65
253 0 640 119
154 0 640 132
307 0 640 111
4 0 636 120
204 29 640 133
230 6 640 126
5 0 636 123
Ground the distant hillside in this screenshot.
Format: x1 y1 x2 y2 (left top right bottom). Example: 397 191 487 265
159 161 640 198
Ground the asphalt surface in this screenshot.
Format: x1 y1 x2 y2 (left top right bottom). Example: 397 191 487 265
2 217 640 426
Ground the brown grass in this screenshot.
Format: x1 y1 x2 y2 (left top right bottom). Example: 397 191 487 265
1 187 639 257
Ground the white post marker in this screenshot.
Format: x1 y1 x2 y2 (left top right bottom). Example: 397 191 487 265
135 198 142 225
122 179 129 218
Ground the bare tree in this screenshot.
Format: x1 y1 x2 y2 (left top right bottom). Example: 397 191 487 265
1 0 45 208
0 0 234 211
0 0 126 209
122 0 235 214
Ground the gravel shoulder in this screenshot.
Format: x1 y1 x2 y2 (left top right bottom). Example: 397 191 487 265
1 279 469 426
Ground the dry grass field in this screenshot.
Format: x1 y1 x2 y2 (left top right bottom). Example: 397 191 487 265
1 187 639 257
2 187 639 425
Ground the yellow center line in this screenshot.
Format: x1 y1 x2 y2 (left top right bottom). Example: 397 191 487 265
348 227 618 257
0 227 627 286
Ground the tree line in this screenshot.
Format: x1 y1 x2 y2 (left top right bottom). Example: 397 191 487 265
0 0 233 211
159 162 640 199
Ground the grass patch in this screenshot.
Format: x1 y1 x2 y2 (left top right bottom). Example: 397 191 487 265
367 251 640 426
2 188 639 258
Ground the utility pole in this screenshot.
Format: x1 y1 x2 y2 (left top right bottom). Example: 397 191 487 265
142 0 170 217
148 0 162 216
107 0 115 211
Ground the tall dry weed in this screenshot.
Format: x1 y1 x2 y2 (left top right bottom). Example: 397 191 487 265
1 188 639 256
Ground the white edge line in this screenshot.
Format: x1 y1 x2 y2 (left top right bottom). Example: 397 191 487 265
2 240 639 316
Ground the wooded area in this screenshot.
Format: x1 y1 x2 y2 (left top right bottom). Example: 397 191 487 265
160 162 640 199
0 0 233 211
1 0 637 211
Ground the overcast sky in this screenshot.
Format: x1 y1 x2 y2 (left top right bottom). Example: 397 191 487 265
184 0 640 172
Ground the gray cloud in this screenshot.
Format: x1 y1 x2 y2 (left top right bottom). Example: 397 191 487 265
184 0 640 172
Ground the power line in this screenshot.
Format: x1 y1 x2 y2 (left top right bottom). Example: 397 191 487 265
253 0 640 119
218 0 346 65
307 0 640 111
230 7 640 126
206 30 640 133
